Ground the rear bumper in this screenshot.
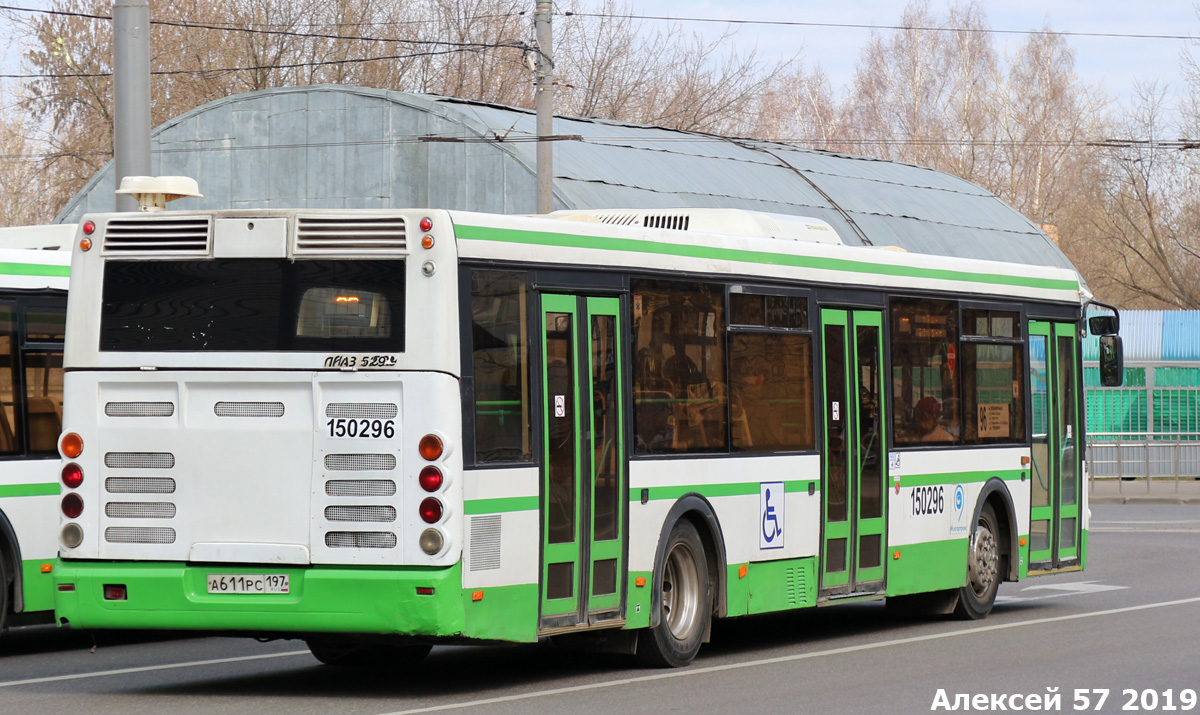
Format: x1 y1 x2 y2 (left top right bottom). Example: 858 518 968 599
54 560 465 636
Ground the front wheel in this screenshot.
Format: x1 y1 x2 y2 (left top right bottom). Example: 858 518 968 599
636 520 711 668
954 502 1001 620
0 547 9 634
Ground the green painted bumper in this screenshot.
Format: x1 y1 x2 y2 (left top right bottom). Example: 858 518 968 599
54 561 467 636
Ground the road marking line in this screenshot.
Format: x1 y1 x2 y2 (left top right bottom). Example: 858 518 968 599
0 650 311 688
380 596 1200 715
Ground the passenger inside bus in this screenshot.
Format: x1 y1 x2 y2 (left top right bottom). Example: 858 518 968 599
915 396 953 442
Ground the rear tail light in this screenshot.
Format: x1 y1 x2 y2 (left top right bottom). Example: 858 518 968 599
419 466 443 492
419 217 433 232
61 523 84 548
103 584 127 601
61 432 83 458
419 497 443 524
61 493 83 519
419 434 443 461
62 463 83 489
419 528 444 555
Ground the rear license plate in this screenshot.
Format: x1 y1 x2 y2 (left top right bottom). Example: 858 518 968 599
206 574 290 594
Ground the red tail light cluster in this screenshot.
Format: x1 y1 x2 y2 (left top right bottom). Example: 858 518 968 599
60 432 85 547
418 433 446 554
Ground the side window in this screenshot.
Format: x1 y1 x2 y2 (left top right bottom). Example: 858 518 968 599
962 310 1025 445
631 280 727 454
469 271 532 463
891 298 960 445
729 293 815 452
0 302 18 455
24 304 65 454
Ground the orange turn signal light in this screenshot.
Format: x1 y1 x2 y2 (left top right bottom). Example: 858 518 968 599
41 564 53 573
419 434 444 461
893 550 901 560
738 564 748 579
635 577 646 587
472 590 484 601
61 432 83 458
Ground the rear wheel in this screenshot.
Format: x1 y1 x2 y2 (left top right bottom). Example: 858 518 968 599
0 548 9 634
305 637 431 668
636 520 710 668
954 502 1001 620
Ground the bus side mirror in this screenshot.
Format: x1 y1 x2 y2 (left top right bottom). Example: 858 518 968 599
1089 315 1118 336
1099 334 1124 387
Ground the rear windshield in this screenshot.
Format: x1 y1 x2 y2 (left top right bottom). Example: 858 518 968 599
100 259 404 352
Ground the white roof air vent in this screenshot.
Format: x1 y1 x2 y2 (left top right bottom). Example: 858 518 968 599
115 176 203 212
547 208 842 244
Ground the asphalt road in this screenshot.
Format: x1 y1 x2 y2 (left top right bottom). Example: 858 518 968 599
2 503 1198 714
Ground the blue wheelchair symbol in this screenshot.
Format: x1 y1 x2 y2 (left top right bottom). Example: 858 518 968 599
762 488 782 543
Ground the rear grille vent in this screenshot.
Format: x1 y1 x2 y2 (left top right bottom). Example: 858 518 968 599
105 502 176 519
325 454 396 471
103 217 210 253
106 477 176 494
325 531 397 549
326 479 396 497
105 526 176 544
325 505 396 522
469 515 502 571
214 401 285 418
105 452 175 469
325 403 398 419
296 216 407 254
105 402 175 417
644 214 691 231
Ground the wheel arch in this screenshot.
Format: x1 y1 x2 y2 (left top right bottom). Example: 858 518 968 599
0 507 24 613
649 494 728 626
975 478 1019 582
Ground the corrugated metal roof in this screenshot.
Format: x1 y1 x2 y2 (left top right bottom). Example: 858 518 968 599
1082 310 1200 363
58 85 1073 272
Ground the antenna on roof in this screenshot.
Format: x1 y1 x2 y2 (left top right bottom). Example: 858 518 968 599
114 176 203 212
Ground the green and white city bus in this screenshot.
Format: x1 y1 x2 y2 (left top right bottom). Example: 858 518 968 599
0 239 71 639
52 206 1118 666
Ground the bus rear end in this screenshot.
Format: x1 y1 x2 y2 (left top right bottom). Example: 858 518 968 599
54 210 469 644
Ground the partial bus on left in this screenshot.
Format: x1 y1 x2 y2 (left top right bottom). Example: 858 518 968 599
0 228 72 638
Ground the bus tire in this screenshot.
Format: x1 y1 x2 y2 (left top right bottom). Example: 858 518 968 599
954 502 1001 620
305 637 431 668
0 547 8 634
636 519 710 668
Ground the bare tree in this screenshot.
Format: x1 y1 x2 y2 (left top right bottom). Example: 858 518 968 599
1080 82 1200 308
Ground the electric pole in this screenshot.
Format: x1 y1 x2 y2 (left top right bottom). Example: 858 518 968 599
534 1 553 214
113 0 151 212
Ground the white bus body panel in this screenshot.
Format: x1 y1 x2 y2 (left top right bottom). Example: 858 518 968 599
60 370 463 568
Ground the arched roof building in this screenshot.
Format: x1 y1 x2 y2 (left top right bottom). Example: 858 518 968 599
59 84 1073 272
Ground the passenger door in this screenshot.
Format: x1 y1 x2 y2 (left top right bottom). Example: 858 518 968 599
539 294 627 629
819 308 887 596
1027 321 1081 571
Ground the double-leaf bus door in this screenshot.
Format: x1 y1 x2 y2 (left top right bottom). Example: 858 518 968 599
539 294 627 630
1028 321 1081 572
819 308 887 597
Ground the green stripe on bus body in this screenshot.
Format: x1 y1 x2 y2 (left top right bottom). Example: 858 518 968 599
634 479 818 502
464 496 539 514
455 224 1078 293
897 470 1024 488
0 482 60 498
0 262 70 278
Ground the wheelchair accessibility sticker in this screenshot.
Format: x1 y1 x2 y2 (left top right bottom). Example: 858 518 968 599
760 482 785 550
